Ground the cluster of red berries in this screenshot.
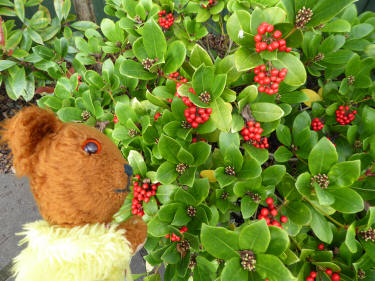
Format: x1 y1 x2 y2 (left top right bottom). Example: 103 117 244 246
168 72 213 129
311 118 324 131
326 269 341 281
113 114 119 124
131 175 161 217
75 75 82 91
306 271 318 281
192 138 207 143
158 10 174 29
257 197 288 228
252 64 287 95
165 226 188 242
167 71 189 102
255 22 292 53
154 112 161 121
240 121 269 149
201 0 217 8
336 105 357 125
306 268 340 281
184 106 212 128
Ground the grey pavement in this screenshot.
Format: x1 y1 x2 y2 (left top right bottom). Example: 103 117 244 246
0 174 157 281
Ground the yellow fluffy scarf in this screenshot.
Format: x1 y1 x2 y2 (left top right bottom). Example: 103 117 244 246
12 220 133 281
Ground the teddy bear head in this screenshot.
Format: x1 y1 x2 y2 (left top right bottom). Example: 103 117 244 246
0 106 132 227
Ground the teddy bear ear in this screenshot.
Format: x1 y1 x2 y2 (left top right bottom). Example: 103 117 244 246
0 105 62 176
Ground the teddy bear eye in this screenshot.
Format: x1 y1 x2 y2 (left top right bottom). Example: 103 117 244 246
82 139 101 155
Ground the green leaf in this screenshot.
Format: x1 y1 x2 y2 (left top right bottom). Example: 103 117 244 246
27 27 44 45
284 201 312 225
192 65 214 95
156 184 178 204
362 106 375 136
14 0 24 22
234 48 263 71
266 226 290 256
241 196 258 219
190 141 211 167
201 224 239 260
177 147 195 165
190 178 210 205
162 244 180 264
250 103 284 122
276 124 292 146
274 146 293 162
101 18 124 42
328 188 364 214
120 60 156 80
57 107 82 122
215 167 236 188
85 70 105 89
164 40 186 73
71 21 99 31
238 157 262 179
256 254 297 281
262 165 286 186
190 44 213 68
227 10 252 46
128 150 147 177
156 161 179 184
143 20 166 59
273 52 306 87
328 160 360 187
314 184 335 206
221 258 248 281
345 222 357 253
351 23 374 39
211 97 232 132
238 85 258 112
309 205 333 244
239 220 270 253
321 19 351 32
193 256 217 281
158 134 181 164
0 60 17 71
308 137 338 175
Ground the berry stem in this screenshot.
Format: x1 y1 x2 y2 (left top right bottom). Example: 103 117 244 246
303 197 348 229
289 236 302 252
107 90 117 105
284 26 296 39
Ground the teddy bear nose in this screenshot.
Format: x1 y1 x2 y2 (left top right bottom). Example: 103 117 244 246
124 164 133 177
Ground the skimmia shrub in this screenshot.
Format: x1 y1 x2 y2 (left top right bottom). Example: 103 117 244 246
1 0 375 280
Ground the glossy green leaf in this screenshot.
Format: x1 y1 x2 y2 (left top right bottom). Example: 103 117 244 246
308 137 338 175
239 220 270 253
200 224 240 260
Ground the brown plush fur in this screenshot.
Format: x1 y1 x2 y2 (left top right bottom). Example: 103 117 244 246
0 105 147 252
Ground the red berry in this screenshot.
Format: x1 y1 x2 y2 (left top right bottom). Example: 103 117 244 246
254 34 262 42
266 197 274 205
257 26 266 35
318 243 325 250
113 116 119 124
266 24 274 33
331 273 340 281
273 30 282 39
306 277 314 281
325 269 333 275
280 216 288 223
310 271 317 278
271 209 278 216
261 208 269 216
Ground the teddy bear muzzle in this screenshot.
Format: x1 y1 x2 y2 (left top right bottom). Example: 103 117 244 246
114 164 133 193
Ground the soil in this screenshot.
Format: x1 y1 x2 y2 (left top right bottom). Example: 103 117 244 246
0 90 38 174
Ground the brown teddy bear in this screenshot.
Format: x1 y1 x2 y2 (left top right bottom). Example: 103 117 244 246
0 105 147 281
